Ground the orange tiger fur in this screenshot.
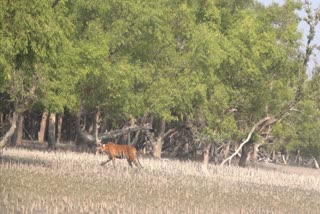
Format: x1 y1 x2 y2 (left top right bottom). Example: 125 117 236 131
96 142 142 168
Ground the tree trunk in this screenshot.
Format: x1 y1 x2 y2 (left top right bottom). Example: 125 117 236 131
252 143 259 167
83 115 93 134
312 156 319 169
152 139 163 158
202 143 211 172
47 113 56 151
75 111 95 149
221 117 270 166
15 114 24 145
132 112 148 147
0 113 3 127
92 108 101 145
234 142 240 158
210 144 219 165
75 112 81 143
281 155 287 165
56 114 63 144
272 149 277 163
280 147 287 165
295 150 302 166
169 139 184 158
119 117 135 145
223 142 230 159
99 117 109 134
184 143 189 154
0 113 18 151
239 143 251 167
38 112 48 143
152 119 165 158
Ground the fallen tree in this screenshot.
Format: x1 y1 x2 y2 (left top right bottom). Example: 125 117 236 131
0 113 18 151
220 2 319 167
99 123 152 141
220 117 269 166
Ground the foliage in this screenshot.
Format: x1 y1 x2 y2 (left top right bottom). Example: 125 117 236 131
273 71 320 156
0 0 75 112
1 0 318 157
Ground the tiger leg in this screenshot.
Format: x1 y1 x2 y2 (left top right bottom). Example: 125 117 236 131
111 158 116 168
100 158 112 166
127 159 133 167
137 158 143 168
133 159 143 168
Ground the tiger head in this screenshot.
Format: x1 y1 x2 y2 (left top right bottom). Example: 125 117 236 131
96 143 110 155
96 144 104 155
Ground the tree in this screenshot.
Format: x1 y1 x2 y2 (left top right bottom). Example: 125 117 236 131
0 0 73 150
273 70 320 165
220 1 317 167
1 0 318 166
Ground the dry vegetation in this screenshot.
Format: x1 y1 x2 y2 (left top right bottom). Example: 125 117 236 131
1 148 320 213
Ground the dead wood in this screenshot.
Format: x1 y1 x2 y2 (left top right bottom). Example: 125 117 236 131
312 156 319 169
0 113 18 151
220 117 270 166
99 123 152 141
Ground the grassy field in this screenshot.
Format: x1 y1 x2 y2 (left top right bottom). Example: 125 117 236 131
1 148 320 213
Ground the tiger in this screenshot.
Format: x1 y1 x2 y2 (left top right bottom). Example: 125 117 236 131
96 142 143 168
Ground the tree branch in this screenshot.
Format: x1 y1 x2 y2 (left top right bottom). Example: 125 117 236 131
259 4 319 133
163 128 177 138
220 117 270 166
99 123 152 141
0 113 18 151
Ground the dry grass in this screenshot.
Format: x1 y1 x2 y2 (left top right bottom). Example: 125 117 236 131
0 148 320 213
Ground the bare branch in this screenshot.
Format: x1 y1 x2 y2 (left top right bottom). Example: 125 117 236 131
220 117 270 166
99 123 152 141
0 113 18 151
163 128 177 138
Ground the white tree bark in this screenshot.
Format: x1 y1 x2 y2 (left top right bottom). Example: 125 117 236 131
0 113 18 151
220 117 269 166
